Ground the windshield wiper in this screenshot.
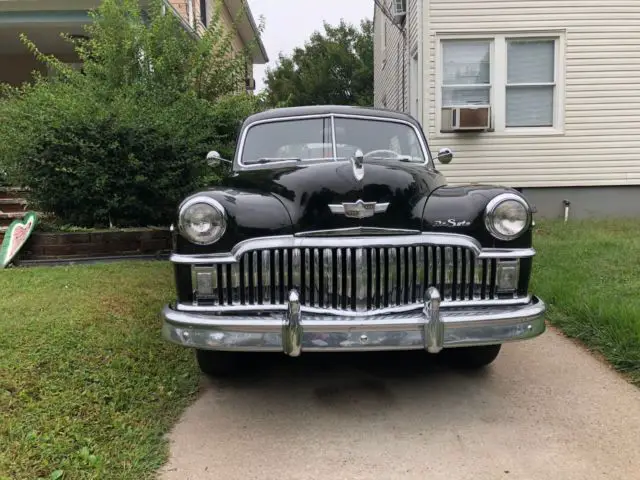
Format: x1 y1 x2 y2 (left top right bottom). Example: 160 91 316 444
254 157 302 164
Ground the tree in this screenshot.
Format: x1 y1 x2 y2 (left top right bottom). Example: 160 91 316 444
264 19 373 108
0 0 267 227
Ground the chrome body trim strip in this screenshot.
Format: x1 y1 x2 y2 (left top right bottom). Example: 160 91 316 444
330 115 338 160
174 295 532 316
295 227 421 237
161 295 546 353
170 233 536 265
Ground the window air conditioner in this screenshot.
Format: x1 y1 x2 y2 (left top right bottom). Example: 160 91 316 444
441 106 492 132
391 0 407 24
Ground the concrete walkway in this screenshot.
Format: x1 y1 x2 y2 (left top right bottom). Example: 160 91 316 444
161 327 640 480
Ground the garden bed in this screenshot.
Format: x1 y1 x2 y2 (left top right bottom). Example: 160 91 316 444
15 228 173 263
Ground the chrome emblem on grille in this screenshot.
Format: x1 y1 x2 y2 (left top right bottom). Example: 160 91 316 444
328 200 390 219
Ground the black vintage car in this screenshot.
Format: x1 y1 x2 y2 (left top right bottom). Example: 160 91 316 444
161 105 546 376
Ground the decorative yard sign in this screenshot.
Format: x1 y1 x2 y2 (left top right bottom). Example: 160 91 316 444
0 211 38 269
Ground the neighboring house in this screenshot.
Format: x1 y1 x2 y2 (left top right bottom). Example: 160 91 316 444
374 0 640 218
0 0 267 90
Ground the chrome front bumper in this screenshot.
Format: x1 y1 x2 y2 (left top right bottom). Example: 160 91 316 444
161 288 546 354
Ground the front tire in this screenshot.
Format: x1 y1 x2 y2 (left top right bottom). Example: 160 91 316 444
445 344 502 370
195 349 244 377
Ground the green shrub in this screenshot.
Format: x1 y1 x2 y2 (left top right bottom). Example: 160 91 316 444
0 0 266 227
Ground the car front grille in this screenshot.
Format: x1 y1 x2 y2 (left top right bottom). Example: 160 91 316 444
192 244 506 312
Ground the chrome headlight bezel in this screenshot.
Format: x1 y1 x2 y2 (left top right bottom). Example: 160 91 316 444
484 193 532 241
178 196 227 246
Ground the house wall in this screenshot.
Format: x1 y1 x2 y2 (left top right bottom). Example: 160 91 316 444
0 54 45 85
168 0 251 91
373 4 403 110
373 0 640 217
374 1 420 113
426 0 640 188
522 185 640 219
168 0 244 51
0 52 80 86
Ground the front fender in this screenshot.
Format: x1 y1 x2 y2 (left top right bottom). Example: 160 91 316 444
175 188 293 255
422 185 533 249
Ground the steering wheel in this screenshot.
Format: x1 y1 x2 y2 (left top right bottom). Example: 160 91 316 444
363 149 400 159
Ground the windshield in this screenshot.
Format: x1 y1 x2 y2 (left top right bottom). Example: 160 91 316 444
240 116 428 165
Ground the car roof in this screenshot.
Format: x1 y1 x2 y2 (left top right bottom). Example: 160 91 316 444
243 105 421 127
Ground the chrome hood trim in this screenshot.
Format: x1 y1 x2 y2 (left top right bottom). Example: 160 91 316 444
170 232 536 265
295 227 421 237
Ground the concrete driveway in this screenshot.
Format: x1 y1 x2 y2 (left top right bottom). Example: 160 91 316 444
161 327 640 480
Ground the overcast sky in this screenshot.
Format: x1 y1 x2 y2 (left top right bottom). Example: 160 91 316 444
247 0 373 91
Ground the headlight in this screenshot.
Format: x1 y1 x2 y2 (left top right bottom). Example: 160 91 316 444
178 197 227 245
484 193 531 240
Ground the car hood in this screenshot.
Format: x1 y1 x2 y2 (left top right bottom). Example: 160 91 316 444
226 159 446 232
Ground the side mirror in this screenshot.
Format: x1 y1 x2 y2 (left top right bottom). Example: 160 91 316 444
206 150 231 166
436 147 454 164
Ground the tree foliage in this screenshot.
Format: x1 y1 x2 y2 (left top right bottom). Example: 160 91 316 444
263 19 373 108
0 0 266 227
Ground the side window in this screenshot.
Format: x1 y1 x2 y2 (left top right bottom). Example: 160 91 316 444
407 132 421 159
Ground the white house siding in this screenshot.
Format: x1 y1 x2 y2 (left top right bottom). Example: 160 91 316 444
374 4 404 111
407 0 419 50
425 0 640 187
374 1 420 113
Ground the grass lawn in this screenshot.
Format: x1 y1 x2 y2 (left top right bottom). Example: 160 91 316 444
0 262 200 480
1 220 638 478
532 219 640 385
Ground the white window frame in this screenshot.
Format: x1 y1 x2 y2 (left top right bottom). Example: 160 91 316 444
410 48 420 120
435 30 566 137
381 16 388 68
187 0 195 28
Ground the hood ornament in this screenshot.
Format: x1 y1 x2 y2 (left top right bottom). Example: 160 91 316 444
328 200 389 219
351 149 365 182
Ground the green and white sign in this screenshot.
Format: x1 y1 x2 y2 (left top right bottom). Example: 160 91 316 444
0 212 38 269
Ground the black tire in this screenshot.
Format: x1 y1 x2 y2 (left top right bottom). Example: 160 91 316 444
195 349 244 377
445 344 502 370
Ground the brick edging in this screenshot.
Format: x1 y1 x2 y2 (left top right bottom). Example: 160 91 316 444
17 228 173 261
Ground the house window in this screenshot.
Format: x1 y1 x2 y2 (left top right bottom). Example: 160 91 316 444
506 39 555 127
442 40 491 107
200 0 207 27
438 33 564 134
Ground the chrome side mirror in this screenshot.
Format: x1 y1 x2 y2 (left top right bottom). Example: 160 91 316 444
436 148 454 165
206 150 231 166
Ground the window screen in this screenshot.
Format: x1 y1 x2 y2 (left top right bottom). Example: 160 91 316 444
506 40 555 127
442 40 491 107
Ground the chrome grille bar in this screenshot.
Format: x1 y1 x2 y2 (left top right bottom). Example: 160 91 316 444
192 243 515 312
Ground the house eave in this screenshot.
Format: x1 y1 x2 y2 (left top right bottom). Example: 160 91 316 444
224 0 268 64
